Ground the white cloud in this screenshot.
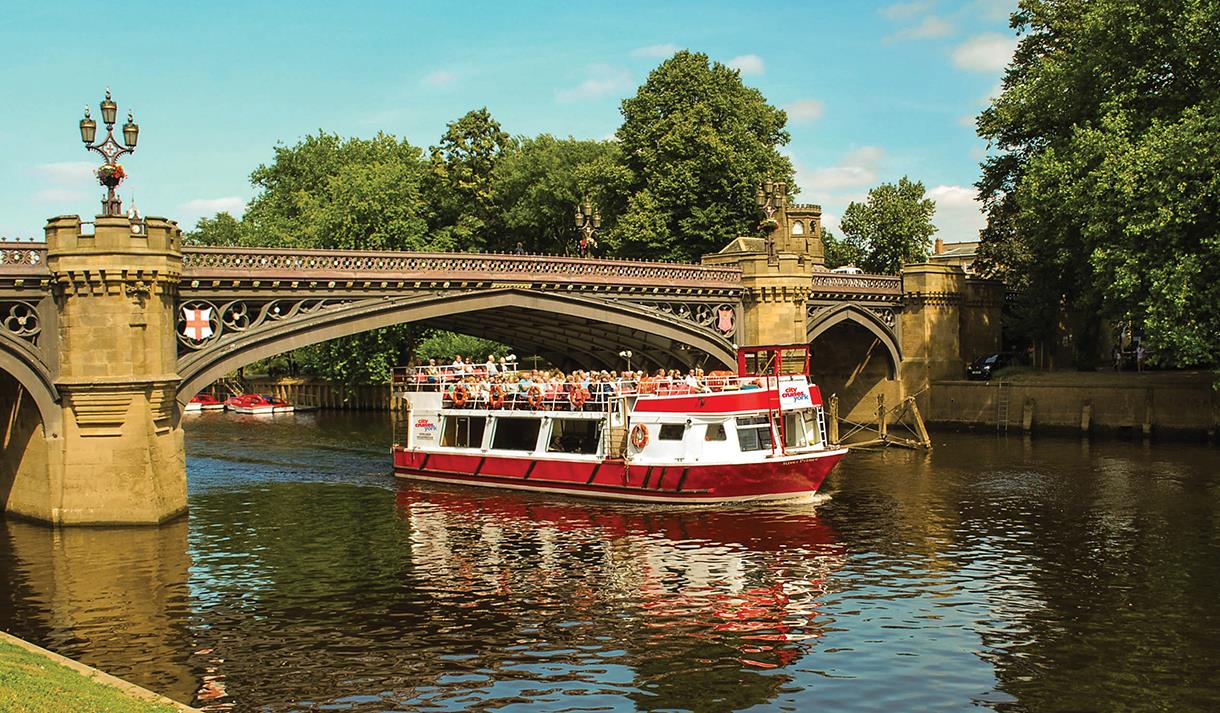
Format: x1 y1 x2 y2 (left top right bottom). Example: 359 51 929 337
798 146 886 193
974 0 1016 21
959 113 978 128
179 196 247 217
888 15 953 41
421 69 457 88
631 43 680 59
557 64 632 102
727 54 764 76
33 188 88 204
881 1 935 21
36 161 96 184
785 99 825 123
952 33 1017 72
927 184 986 240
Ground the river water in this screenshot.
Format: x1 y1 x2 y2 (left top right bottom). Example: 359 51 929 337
1 412 1218 712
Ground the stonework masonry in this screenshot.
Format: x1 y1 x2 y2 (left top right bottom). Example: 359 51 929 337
2 215 187 524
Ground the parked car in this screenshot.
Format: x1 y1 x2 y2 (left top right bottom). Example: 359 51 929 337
831 265 863 274
966 353 1012 380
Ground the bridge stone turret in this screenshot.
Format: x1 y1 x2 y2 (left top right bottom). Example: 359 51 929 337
27 215 186 524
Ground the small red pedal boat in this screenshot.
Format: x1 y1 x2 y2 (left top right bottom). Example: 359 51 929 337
185 393 226 412
224 393 295 415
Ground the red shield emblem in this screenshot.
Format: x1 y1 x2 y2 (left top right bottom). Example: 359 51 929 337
182 307 214 342
716 307 735 334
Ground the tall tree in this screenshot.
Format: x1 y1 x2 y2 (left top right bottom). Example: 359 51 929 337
427 108 511 252
839 177 936 274
821 229 867 270
614 51 794 261
977 0 1220 368
185 212 242 246
492 135 623 254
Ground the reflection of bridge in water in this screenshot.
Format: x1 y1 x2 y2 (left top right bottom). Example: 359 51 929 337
0 208 1000 524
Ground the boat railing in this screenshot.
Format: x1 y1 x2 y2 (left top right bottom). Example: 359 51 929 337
392 367 793 413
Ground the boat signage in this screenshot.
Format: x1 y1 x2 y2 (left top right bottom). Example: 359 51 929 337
778 381 813 409
414 417 438 440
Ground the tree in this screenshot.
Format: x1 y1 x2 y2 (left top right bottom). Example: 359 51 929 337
185 212 242 246
492 135 622 254
614 51 794 261
977 0 1220 368
839 177 935 274
427 108 511 252
821 229 867 270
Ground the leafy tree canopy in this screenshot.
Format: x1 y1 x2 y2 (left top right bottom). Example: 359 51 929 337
977 0 1220 367
614 50 794 261
839 177 936 274
427 108 511 252
821 229 867 270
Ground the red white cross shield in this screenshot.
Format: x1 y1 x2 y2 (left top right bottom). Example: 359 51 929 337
182 307 214 342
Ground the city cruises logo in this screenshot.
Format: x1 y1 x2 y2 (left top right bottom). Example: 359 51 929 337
780 384 811 407
414 417 437 439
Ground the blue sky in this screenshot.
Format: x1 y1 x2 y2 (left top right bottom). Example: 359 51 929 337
0 0 1017 244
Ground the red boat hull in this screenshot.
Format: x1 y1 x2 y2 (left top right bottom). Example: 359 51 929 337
392 448 845 503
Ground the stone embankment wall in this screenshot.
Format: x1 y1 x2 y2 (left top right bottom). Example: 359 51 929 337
928 376 1218 438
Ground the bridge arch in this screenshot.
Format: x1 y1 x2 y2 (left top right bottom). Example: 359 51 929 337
0 333 60 433
177 289 737 405
807 303 901 379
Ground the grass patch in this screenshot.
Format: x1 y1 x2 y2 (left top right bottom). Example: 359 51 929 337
0 638 180 713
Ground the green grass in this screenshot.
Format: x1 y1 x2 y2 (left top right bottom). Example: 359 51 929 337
0 639 180 713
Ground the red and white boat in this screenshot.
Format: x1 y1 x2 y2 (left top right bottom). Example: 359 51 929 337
185 393 226 412
391 345 847 504
224 393 295 414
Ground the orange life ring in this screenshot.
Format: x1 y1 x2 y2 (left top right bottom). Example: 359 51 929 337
638 377 655 395
489 384 505 409
630 423 649 449
569 386 588 408
451 383 469 408
527 384 544 409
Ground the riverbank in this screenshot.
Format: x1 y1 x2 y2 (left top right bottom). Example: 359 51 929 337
927 370 1218 438
0 631 198 713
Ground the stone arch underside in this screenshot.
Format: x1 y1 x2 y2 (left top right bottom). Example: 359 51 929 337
0 333 59 433
176 289 737 405
807 304 901 380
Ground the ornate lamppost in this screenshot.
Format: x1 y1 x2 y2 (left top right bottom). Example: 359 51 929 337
574 196 601 258
78 88 139 217
755 180 787 264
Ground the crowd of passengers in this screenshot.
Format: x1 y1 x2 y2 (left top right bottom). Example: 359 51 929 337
408 354 738 410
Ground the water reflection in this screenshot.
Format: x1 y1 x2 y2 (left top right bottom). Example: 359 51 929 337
0 518 196 704
0 413 1218 712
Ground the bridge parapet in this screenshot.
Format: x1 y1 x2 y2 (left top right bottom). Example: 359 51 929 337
182 247 743 290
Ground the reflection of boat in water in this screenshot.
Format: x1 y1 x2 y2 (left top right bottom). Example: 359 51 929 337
391 345 847 504
394 483 843 669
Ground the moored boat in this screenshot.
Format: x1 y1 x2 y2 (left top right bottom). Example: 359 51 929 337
391 344 847 504
225 393 295 414
185 393 226 412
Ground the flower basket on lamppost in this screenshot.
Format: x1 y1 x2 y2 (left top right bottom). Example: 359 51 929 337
78 88 139 217
755 180 787 264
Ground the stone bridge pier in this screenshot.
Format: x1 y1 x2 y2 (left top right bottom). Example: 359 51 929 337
1 216 186 524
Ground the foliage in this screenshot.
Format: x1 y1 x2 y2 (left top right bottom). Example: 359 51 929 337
185 211 242 246
426 108 511 252
414 331 511 364
977 0 1220 368
838 177 935 274
821 229 867 270
492 135 622 254
614 50 794 261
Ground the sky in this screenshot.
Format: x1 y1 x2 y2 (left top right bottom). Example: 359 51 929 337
0 0 1017 244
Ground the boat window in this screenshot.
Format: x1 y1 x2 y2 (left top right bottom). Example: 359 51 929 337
805 409 822 446
783 412 809 448
491 417 542 451
441 415 486 448
658 424 686 441
548 419 601 455
737 415 772 452
705 423 727 441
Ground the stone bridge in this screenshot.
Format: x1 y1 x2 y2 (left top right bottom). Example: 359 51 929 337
0 208 1000 525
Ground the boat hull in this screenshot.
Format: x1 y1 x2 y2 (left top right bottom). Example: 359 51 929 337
392 448 846 504
229 405 277 415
